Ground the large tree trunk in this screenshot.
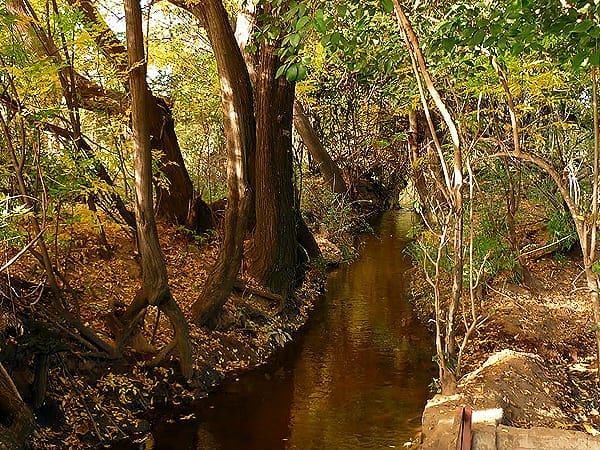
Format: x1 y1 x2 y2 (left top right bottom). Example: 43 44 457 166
188 0 255 326
124 0 192 377
0 363 34 449
150 98 194 225
247 35 298 297
293 101 347 194
174 0 316 321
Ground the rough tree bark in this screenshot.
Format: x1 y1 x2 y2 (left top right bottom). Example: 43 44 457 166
234 1 345 198
247 32 299 298
0 363 34 449
234 0 321 268
123 0 192 377
169 0 319 322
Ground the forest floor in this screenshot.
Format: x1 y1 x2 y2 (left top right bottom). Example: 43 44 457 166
1 211 344 449
419 252 600 438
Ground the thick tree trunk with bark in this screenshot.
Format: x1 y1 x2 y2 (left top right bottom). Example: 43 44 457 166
293 101 347 194
188 0 255 326
124 0 192 377
248 38 298 297
172 0 317 321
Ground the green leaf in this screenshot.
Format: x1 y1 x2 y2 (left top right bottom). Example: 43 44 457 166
314 9 326 33
471 29 486 45
331 31 342 47
296 63 307 81
461 26 475 39
476 18 489 29
298 3 307 17
572 19 593 34
289 32 301 48
286 63 299 82
384 59 393 74
441 37 457 51
590 49 600 67
275 64 287 79
381 0 394 14
511 42 524 56
296 15 311 32
572 51 588 70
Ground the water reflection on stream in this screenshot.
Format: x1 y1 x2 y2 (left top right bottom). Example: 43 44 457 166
140 211 435 449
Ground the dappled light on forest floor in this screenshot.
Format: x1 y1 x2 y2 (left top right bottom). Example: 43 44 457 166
1 208 324 448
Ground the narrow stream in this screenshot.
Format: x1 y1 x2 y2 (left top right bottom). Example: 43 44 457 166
135 211 435 449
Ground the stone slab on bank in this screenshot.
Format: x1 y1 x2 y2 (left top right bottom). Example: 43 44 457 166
423 408 600 449
421 350 600 449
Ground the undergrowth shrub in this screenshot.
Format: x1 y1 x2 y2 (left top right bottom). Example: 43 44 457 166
300 178 371 261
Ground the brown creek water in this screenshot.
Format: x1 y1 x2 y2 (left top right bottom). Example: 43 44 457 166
117 211 435 449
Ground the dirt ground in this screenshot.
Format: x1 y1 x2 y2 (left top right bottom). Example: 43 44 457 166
456 255 600 434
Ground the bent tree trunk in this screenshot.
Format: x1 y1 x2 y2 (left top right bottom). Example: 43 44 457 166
293 101 347 194
123 0 192 377
150 98 194 225
189 0 255 326
72 0 194 224
68 0 194 224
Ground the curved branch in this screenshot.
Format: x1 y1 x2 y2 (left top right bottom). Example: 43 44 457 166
491 151 579 224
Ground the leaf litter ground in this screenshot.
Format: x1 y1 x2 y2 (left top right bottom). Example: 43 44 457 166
4 209 600 447
1 214 328 449
456 255 600 434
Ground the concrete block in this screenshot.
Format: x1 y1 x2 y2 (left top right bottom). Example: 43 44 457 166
496 425 600 450
472 424 497 450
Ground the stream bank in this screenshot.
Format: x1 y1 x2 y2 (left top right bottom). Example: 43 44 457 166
114 211 436 449
2 209 437 449
419 253 600 447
